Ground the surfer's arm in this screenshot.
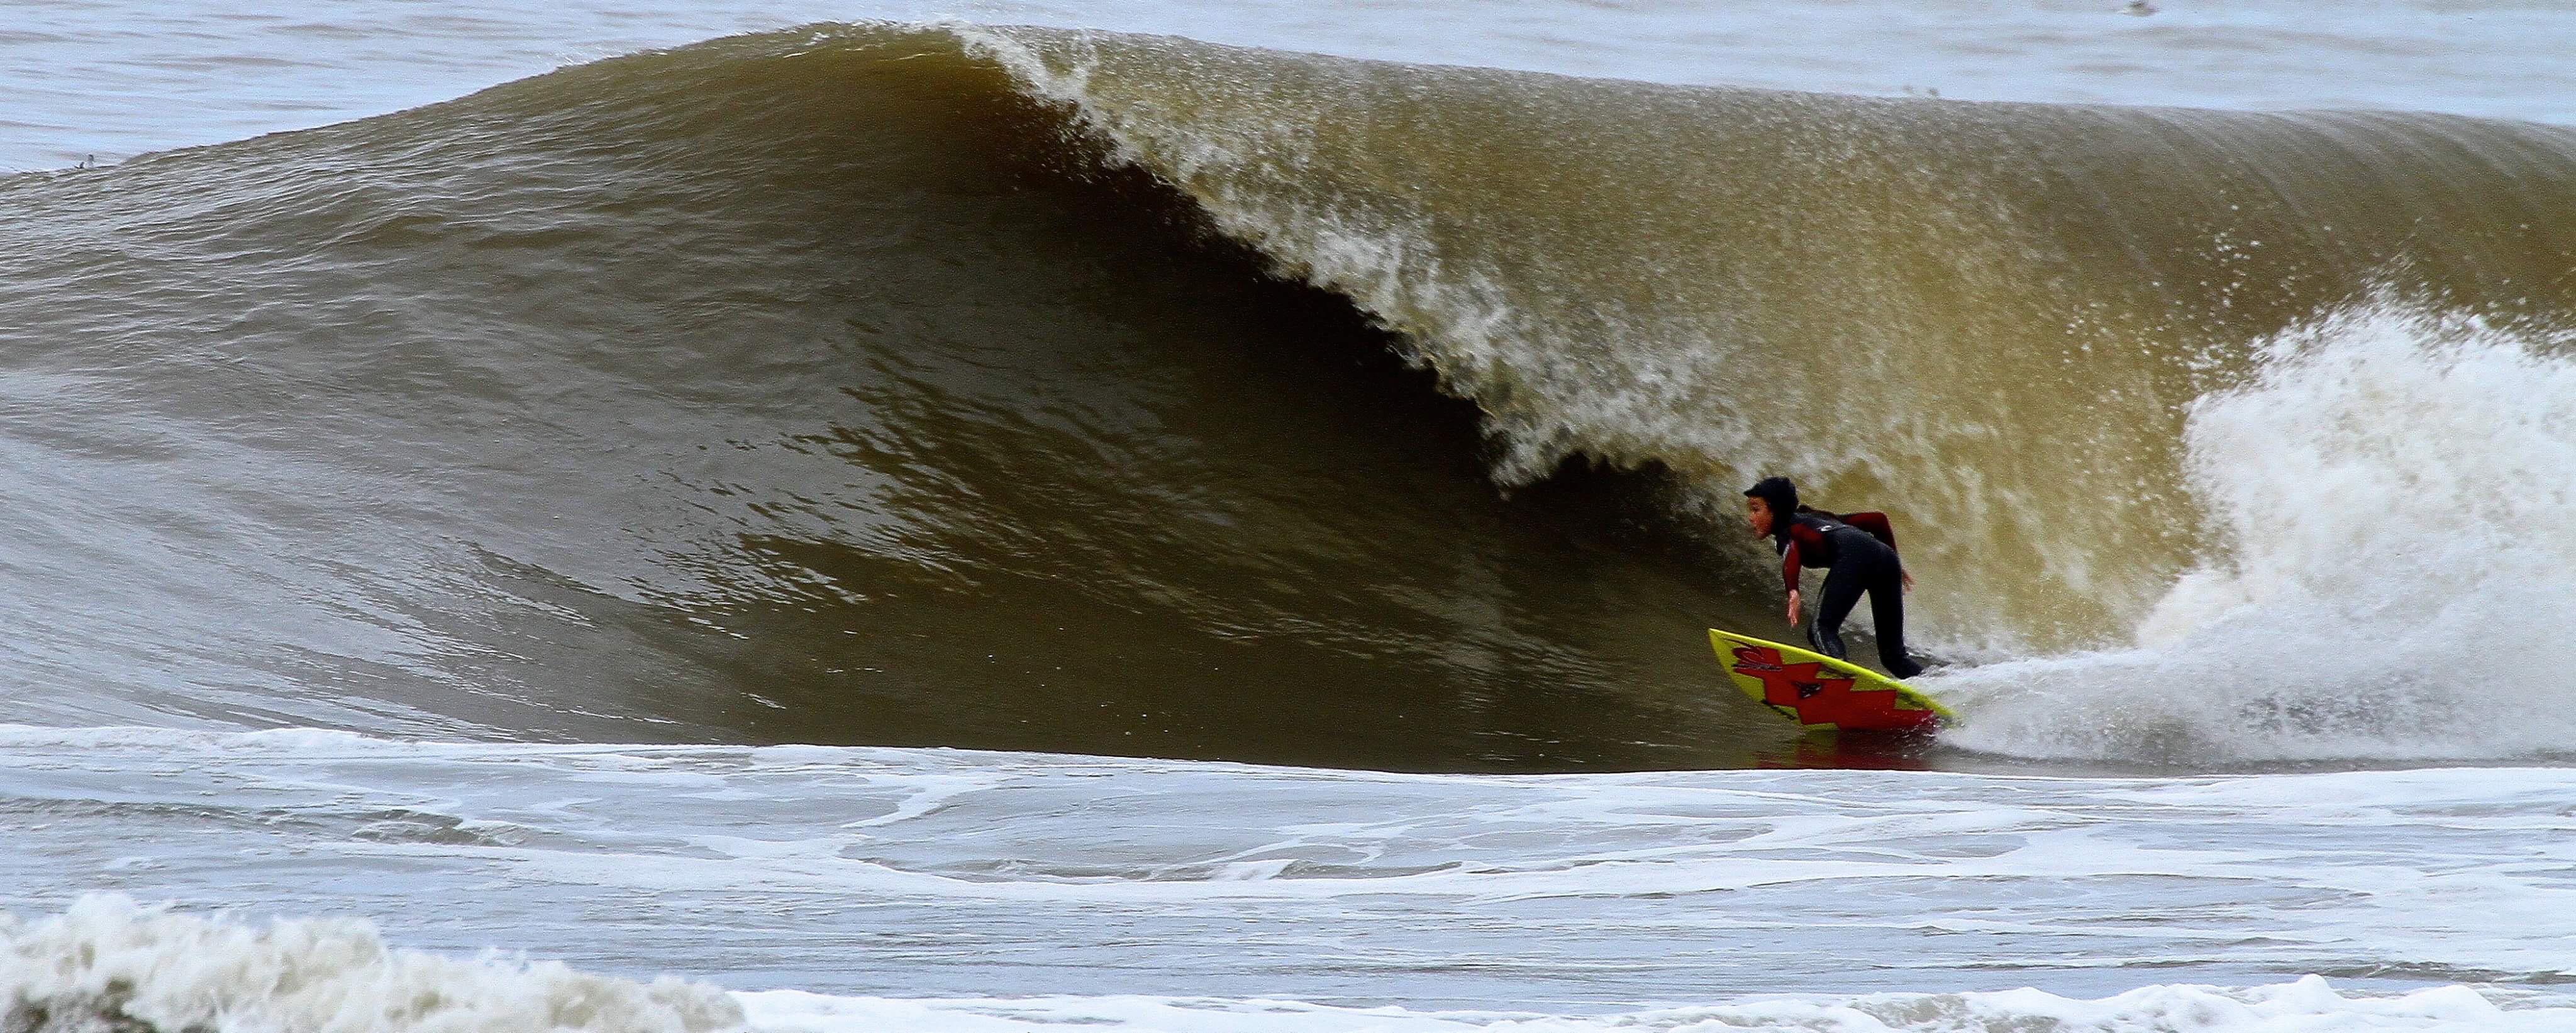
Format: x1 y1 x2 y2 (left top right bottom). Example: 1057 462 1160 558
1841 511 1897 551
1780 541 1804 625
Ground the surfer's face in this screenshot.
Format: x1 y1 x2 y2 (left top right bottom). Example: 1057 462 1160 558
1745 496 1774 537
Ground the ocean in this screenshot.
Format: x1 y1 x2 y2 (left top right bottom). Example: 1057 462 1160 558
4 1 2575 1030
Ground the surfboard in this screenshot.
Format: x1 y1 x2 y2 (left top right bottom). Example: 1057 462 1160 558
1707 627 1955 732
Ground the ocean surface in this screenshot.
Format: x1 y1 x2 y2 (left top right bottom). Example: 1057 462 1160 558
5 1 2576 1030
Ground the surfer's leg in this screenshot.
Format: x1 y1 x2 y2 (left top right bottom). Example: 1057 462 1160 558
1810 563 1865 659
1865 562 1925 679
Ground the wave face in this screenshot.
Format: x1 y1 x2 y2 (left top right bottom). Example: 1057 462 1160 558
971 25 2576 649
6 23 2576 768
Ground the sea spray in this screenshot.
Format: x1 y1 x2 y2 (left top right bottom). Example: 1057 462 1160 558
1939 298 2576 763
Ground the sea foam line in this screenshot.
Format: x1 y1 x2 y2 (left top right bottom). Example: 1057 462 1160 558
8 893 2567 1033
739 980 2576 1032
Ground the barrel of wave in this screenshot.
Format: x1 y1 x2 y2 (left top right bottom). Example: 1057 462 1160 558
963 23 2576 655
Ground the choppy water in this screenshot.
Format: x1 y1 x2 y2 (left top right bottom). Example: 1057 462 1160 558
13 727 2576 1030
6 1 2576 1030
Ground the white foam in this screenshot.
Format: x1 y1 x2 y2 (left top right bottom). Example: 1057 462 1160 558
16 727 2576 1027
1937 299 2576 762
0 895 745 1033
10 890 2568 1033
736 978 2576 1032
14 727 2576 1001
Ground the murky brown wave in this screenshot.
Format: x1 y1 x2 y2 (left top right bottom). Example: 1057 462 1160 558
3 23 2571 771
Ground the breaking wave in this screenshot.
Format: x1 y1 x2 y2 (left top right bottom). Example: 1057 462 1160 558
1937 299 2576 764
0 896 741 1033
4 21 2574 766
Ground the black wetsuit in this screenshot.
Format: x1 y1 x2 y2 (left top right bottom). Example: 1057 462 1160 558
1773 510 1924 679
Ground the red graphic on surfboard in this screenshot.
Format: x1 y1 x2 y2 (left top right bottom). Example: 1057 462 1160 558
1726 644 1941 732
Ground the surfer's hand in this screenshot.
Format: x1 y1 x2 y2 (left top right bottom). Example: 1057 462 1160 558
1785 589 1801 627
1902 568 1914 593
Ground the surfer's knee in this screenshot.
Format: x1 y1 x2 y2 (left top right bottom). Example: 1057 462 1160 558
1807 622 1847 659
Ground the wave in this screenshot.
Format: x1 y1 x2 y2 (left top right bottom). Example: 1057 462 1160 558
1 895 741 1033
4 21 2574 766
961 23 2576 654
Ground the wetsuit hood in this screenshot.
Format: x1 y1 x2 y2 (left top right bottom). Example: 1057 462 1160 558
1745 477 1799 540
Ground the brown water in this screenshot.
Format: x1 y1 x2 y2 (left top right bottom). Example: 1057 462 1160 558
5 23 2575 771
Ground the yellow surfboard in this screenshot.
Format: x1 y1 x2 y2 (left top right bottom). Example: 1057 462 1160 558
1708 628 1955 732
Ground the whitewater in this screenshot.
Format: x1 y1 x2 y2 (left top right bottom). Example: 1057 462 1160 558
7 1 2576 1031
10 727 2576 1030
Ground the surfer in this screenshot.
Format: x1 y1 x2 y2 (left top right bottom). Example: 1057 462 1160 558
1742 476 1924 679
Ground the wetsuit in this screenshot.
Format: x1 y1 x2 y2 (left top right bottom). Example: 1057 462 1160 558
1773 510 1924 679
